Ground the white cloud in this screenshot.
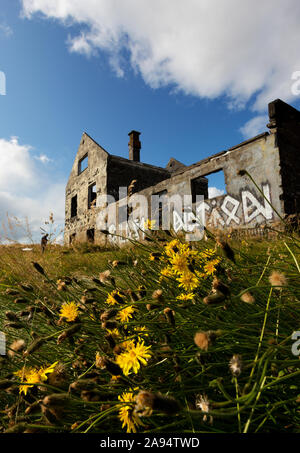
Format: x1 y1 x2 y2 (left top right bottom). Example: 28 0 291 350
208 187 225 199
0 23 13 37
239 115 268 139
67 33 94 57
0 137 35 189
0 137 65 243
21 0 300 116
34 153 52 164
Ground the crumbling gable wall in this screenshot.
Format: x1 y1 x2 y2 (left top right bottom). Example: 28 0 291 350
65 133 108 244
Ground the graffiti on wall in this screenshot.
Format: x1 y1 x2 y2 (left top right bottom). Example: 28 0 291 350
98 183 274 243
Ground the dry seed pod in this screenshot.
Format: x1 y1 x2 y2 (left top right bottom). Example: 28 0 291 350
164 307 175 326
13 298 28 304
23 337 46 356
194 331 211 351
7 339 26 358
32 262 45 275
42 393 70 408
101 320 117 330
19 283 33 292
96 356 122 376
5 288 20 296
99 270 111 284
69 380 97 392
100 309 118 322
152 289 163 301
135 390 180 416
212 278 230 296
80 390 115 402
57 323 81 344
203 290 226 305
269 271 287 288
5 322 23 329
229 354 243 377
105 333 116 349
41 406 62 424
5 423 28 433
216 239 235 263
240 291 255 304
25 401 42 415
5 311 20 322
47 363 68 388
5 402 18 419
146 303 159 311
128 290 139 302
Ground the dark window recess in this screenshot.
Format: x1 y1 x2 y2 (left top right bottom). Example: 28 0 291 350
191 176 209 203
69 233 76 244
88 183 97 209
71 195 77 218
153 189 168 228
87 228 95 243
78 154 88 174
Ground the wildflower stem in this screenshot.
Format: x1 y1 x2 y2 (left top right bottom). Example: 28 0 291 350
243 376 267 433
256 255 271 286
283 241 300 273
249 287 273 381
234 377 241 433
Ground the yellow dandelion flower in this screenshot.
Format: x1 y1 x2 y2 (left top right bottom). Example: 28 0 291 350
176 293 195 301
14 367 40 395
107 328 121 339
118 392 144 433
177 271 199 292
204 258 220 276
116 340 152 376
198 248 216 261
160 266 174 280
170 253 189 275
164 239 181 257
14 361 58 395
117 306 136 323
106 290 125 306
118 339 136 351
60 301 79 322
38 361 58 381
144 219 156 230
134 325 149 336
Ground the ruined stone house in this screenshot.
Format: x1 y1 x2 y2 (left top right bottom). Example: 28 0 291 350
64 98 300 244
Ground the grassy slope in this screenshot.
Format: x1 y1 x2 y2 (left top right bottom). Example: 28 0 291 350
0 234 299 433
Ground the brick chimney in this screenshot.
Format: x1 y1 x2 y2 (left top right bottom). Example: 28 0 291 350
128 130 141 162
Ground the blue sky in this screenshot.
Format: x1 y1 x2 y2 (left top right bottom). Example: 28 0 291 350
1 0 300 242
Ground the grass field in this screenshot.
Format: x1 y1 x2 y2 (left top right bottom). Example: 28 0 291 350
0 228 299 433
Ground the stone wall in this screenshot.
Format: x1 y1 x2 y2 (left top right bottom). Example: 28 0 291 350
268 99 300 216
64 133 108 244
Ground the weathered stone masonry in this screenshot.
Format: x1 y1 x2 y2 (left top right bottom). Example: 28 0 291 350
64 99 300 244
